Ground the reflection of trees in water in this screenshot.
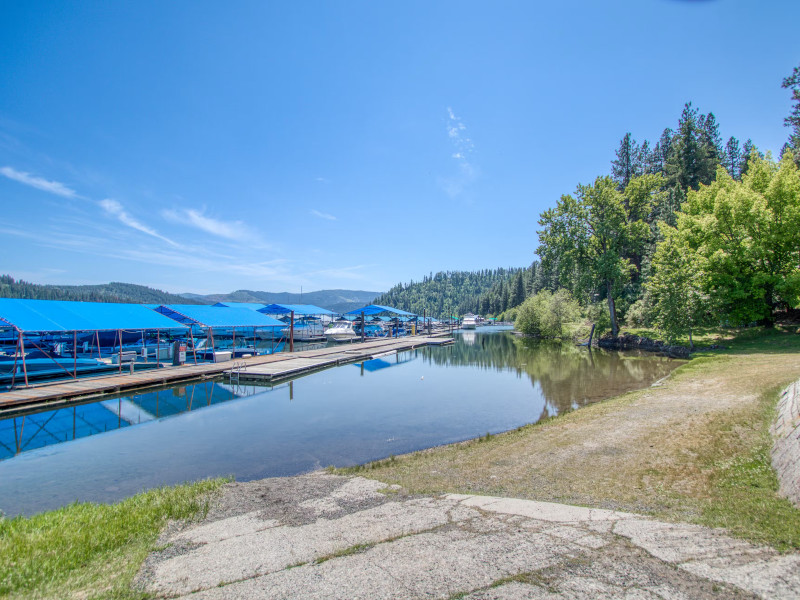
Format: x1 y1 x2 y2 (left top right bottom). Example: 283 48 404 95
422 333 678 417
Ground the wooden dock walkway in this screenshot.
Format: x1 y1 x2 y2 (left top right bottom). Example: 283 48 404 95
0 335 454 412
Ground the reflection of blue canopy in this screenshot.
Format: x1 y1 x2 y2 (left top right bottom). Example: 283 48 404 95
259 304 335 316
345 304 416 317
354 358 393 372
0 299 188 333
154 305 284 328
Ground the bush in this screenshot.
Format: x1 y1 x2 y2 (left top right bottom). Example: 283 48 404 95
625 298 650 328
587 301 612 335
515 289 580 338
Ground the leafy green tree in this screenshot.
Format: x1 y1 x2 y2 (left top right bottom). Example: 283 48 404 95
678 152 800 325
537 174 662 336
646 224 708 346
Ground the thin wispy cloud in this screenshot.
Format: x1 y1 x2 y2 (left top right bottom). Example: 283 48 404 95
314 177 330 184
100 199 179 246
161 207 266 246
310 209 337 221
0 166 79 198
440 107 479 198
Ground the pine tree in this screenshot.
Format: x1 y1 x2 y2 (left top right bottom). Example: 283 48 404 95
740 139 763 176
724 136 742 180
782 64 800 166
665 103 715 192
699 112 723 168
611 133 639 189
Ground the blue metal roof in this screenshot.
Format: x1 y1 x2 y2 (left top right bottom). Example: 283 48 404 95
259 303 335 316
155 305 285 328
0 299 188 333
212 302 268 311
345 304 416 317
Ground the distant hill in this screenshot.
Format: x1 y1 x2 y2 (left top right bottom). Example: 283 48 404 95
0 275 202 305
180 289 381 313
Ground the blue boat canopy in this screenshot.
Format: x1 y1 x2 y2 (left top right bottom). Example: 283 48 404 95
259 303 335 316
345 304 416 317
0 298 188 333
154 305 284 328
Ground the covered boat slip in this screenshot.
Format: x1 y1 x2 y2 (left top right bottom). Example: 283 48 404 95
344 304 436 338
0 299 188 387
0 333 454 411
153 304 285 359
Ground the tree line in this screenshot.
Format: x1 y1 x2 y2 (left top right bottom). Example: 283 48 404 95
0 275 200 305
535 64 800 343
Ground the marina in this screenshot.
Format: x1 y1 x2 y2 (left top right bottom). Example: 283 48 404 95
0 334 454 412
0 328 682 516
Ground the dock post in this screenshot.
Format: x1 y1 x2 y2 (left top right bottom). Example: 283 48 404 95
118 330 122 373
361 311 365 343
73 331 77 377
290 311 294 353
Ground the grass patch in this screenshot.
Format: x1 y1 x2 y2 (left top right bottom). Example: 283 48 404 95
0 477 228 600
623 324 800 354
337 325 800 550
697 386 800 551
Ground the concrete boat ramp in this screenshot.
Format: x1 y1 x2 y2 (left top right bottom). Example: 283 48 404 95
0 335 453 412
136 473 800 599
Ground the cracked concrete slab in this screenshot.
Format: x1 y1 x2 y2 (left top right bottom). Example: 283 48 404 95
136 474 799 599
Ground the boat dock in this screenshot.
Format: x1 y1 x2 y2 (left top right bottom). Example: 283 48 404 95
0 334 454 412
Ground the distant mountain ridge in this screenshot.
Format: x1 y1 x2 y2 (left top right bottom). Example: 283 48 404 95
179 289 381 314
0 275 202 305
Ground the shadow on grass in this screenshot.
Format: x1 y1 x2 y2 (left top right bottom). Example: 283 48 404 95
625 325 800 356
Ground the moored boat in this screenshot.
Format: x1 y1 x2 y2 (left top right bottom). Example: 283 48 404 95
324 321 357 342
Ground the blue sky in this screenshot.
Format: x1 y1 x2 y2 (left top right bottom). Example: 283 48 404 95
1 1 798 295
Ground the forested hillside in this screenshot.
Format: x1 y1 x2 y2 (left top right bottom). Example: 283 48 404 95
531 64 800 341
375 269 522 317
0 276 201 305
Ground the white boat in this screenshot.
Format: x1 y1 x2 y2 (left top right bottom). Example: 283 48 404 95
324 322 357 342
461 314 479 329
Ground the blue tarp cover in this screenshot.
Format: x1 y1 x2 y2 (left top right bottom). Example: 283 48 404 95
155 305 284 328
345 304 416 317
260 303 335 316
0 299 188 333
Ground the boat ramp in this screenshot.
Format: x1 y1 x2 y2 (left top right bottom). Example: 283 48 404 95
0 334 453 413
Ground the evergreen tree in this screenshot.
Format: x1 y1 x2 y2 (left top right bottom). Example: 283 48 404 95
699 111 723 168
740 139 763 176
724 136 742 180
782 64 800 166
611 133 639 189
665 103 715 192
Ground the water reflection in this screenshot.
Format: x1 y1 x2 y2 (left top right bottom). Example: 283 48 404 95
0 380 259 460
0 330 681 516
426 332 676 418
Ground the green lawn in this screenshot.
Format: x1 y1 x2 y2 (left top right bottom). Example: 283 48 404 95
0 478 227 600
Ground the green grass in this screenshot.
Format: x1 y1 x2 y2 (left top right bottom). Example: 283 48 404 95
0 477 228 600
698 386 800 552
624 323 800 354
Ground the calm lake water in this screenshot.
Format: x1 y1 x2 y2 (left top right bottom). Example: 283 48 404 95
0 328 680 517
